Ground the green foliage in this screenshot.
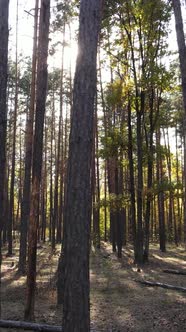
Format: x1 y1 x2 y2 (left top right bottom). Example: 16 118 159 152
100 127 127 158
153 179 183 198
105 80 124 109
99 193 129 212
52 0 78 32
48 68 61 92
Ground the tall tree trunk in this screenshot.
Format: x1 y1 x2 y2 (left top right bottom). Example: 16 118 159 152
51 88 57 251
8 0 18 255
18 0 39 274
8 0 19 256
107 158 117 252
0 0 9 232
175 125 182 242
163 127 174 241
0 0 9 317
172 0 186 243
16 127 23 227
104 162 107 241
135 92 144 264
127 97 136 255
24 0 50 320
56 28 65 244
98 50 107 241
92 101 100 249
41 122 48 242
143 89 154 262
115 158 123 258
49 109 54 242
156 129 166 252
62 1 103 331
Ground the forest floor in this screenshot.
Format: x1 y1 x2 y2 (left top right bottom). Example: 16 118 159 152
1 241 186 332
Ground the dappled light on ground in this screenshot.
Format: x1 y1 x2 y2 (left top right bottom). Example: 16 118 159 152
1 242 186 331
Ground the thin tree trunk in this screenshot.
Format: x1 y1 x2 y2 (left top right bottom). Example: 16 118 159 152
172 0 186 243
56 27 65 244
51 88 56 251
8 0 19 256
127 97 136 254
135 91 145 264
41 123 47 242
163 127 174 241
156 129 166 252
0 0 9 232
98 50 107 241
18 0 39 274
175 125 182 242
107 158 117 252
0 0 9 315
24 0 50 320
143 89 154 262
49 109 54 242
92 100 100 249
104 162 107 242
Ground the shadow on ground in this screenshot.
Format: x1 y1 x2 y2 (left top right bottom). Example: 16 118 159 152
1 242 186 331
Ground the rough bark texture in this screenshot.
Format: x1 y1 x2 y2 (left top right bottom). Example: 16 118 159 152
0 0 9 318
24 0 50 320
0 0 9 233
8 0 19 256
19 0 39 274
62 1 103 331
172 0 186 243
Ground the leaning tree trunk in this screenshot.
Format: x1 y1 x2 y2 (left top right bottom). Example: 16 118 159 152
0 0 9 317
172 0 186 243
62 1 103 331
24 0 50 320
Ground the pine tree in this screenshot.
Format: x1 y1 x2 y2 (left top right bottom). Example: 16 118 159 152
24 0 50 320
62 1 103 330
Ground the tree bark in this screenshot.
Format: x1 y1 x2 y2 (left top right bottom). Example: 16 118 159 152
19 0 39 274
62 1 103 331
163 269 186 275
8 0 19 256
24 0 50 320
92 100 100 249
136 279 186 292
172 0 186 243
143 88 154 262
127 97 136 253
0 0 9 233
156 129 166 252
0 0 9 316
56 25 65 244
0 320 62 332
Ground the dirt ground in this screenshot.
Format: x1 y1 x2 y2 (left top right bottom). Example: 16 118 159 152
1 242 186 331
